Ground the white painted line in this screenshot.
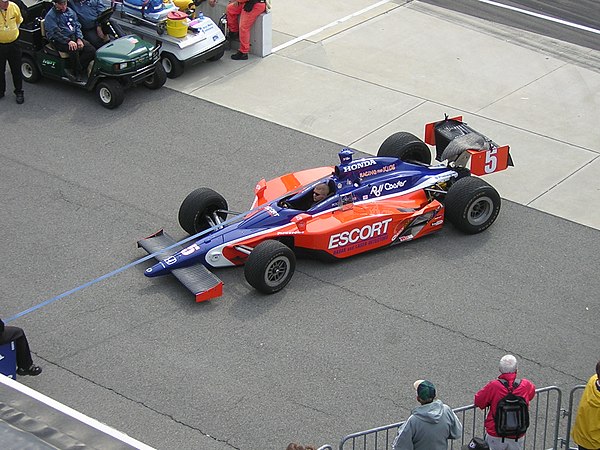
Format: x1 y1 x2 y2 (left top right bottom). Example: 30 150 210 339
476 0 600 35
272 0 391 53
0 375 156 450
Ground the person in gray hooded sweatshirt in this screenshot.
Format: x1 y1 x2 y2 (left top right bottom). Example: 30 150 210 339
392 380 462 450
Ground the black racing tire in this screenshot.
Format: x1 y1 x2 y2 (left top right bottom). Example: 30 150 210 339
244 240 296 295
143 62 167 89
21 56 41 83
161 52 185 79
95 79 124 109
207 48 225 62
178 187 228 235
377 132 432 165
444 176 501 234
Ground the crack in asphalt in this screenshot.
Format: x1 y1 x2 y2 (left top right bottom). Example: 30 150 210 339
298 271 588 384
33 355 240 450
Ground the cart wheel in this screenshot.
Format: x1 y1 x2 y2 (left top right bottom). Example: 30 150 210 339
21 56 41 83
143 62 167 89
244 240 296 295
161 53 185 79
207 49 225 62
95 79 124 109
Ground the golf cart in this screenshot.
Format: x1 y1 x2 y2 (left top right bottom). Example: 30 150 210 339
110 0 226 78
18 1 167 109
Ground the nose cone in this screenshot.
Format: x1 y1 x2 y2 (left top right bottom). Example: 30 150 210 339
144 261 170 277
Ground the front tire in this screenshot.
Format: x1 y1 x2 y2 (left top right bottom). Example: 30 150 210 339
178 187 228 234
244 240 296 294
21 56 41 83
378 132 432 164
143 62 167 89
444 177 501 234
161 52 185 78
95 79 124 109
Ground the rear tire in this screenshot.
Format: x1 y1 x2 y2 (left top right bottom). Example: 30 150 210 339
161 52 184 79
95 79 124 109
21 56 41 83
378 132 432 164
207 48 225 62
178 187 228 234
444 177 500 234
244 240 296 294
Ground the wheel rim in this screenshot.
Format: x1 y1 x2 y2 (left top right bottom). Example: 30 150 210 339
264 256 290 288
99 87 112 104
468 197 493 225
22 63 32 79
161 58 172 74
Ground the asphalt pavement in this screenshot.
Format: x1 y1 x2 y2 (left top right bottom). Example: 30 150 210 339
1 1 599 449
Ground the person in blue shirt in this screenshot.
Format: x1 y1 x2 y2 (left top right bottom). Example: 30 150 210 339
44 0 95 81
69 0 124 49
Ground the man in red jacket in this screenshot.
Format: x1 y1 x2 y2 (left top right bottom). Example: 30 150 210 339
474 355 536 450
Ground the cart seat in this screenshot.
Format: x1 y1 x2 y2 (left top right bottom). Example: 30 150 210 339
40 19 70 59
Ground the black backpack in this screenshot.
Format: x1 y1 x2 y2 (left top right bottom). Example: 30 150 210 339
494 379 530 440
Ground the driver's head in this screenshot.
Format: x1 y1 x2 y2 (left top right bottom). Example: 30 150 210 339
312 183 330 203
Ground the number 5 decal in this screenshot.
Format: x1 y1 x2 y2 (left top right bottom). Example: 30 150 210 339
469 145 510 176
485 148 498 174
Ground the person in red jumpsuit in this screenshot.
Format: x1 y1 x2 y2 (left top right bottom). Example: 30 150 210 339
209 0 267 60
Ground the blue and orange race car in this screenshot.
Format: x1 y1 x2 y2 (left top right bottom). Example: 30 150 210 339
138 116 513 301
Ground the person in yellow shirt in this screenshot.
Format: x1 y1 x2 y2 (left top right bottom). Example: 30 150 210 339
0 0 24 103
572 361 600 450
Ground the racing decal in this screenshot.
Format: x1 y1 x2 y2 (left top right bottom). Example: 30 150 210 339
328 218 393 252
397 234 413 242
431 219 443 227
359 163 396 179
370 180 407 197
181 243 200 256
469 146 510 175
342 159 376 173
264 205 279 217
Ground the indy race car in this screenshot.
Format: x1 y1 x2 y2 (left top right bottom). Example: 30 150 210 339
138 116 513 301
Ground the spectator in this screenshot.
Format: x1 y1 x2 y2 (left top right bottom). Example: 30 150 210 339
571 360 600 450
474 355 536 450
44 0 96 81
208 0 268 60
69 0 124 49
392 379 462 450
0 0 24 104
0 318 42 376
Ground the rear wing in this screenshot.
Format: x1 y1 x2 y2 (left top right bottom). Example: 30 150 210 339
424 116 513 176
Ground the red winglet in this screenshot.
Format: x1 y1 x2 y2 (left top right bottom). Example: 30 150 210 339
195 282 224 302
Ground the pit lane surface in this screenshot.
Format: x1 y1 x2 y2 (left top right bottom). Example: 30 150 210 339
419 0 600 51
2 82 598 449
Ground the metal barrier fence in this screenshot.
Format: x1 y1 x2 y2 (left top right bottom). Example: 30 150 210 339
560 385 585 450
336 386 569 450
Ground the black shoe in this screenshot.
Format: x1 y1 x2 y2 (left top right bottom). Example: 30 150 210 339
17 364 42 376
231 51 248 60
16 91 24 104
227 31 239 41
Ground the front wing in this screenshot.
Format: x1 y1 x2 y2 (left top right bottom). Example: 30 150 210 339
137 230 223 302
